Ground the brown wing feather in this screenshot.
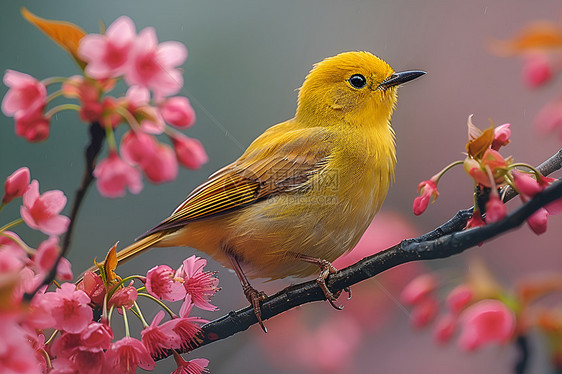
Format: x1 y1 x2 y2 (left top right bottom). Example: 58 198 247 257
138 127 333 238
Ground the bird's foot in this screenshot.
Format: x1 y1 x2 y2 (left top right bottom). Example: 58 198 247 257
314 259 351 310
242 284 268 332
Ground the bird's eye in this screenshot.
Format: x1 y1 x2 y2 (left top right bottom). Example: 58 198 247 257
348 74 367 89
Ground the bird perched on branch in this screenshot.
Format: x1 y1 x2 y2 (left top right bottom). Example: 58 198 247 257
94 51 424 331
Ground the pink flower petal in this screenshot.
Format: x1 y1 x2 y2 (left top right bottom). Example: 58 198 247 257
1 70 47 117
400 273 438 305
94 152 143 198
458 299 515 351
527 207 549 235
2 166 30 204
22 179 39 207
105 16 137 46
34 236 60 273
160 97 196 128
105 337 156 373
434 314 457 344
37 214 70 236
157 41 187 67
141 144 178 184
172 135 208 170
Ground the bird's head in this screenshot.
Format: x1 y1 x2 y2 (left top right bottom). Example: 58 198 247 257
296 51 424 127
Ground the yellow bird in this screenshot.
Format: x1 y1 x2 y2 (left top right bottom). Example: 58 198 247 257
106 51 424 330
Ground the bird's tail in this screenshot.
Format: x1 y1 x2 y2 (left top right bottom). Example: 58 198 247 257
80 233 165 278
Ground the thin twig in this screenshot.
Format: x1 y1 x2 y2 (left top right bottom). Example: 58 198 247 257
61 121 105 255
23 122 105 301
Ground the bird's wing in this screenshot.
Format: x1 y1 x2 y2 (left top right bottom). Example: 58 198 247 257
139 127 333 237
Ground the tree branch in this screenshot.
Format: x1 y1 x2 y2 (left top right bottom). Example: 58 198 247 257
163 148 560 356
24 122 105 302
62 121 105 255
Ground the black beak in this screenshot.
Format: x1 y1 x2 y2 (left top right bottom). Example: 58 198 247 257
378 70 426 89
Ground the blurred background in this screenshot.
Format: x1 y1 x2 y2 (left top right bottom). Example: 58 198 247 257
1 1 561 373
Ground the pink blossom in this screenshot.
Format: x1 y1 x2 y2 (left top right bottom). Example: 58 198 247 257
413 179 438 215
77 271 106 306
161 296 207 351
20 180 70 235
27 290 58 329
400 273 438 305
109 283 137 309
491 123 511 151
512 170 543 197
51 283 93 333
0 231 27 269
409 296 439 329
120 130 158 166
172 352 209 374
15 267 43 302
1 70 47 117
93 151 143 198
534 100 562 140
434 314 457 344
480 149 508 184
79 16 137 79
527 207 549 235
0 317 42 374
104 337 155 374
61 75 86 98
466 210 485 229
125 27 187 97
446 285 473 314
79 100 103 123
522 53 552 88
33 236 60 274
160 97 196 128
14 109 50 142
135 105 166 134
141 311 180 357
51 332 81 358
512 171 560 233
141 143 178 183
57 257 74 281
49 357 78 374
176 256 219 311
485 193 507 223
73 350 105 374
146 264 186 301
0 249 25 286
172 134 208 170
2 166 30 204
125 85 150 109
99 97 124 128
458 299 515 351
81 322 113 350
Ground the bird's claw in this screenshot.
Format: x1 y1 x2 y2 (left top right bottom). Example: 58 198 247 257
243 284 268 332
315 260 351 310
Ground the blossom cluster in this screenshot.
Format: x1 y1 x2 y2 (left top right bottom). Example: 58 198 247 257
413 115 561 235
401 259 562 367
1 167 217 373
2 15 207 198
491 18 562 140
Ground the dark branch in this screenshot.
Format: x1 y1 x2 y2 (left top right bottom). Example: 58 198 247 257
61 121 105 255
24 122 105 302
156 149 562 357
514 335 530 374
